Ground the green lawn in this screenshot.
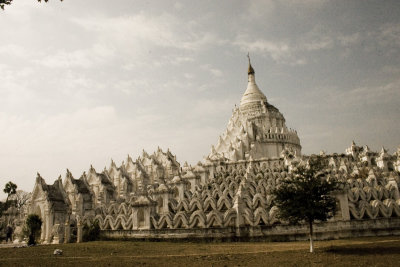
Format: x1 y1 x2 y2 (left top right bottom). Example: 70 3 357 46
0 236 399 266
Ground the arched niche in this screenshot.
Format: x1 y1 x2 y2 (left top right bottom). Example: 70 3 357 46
137 208 145 228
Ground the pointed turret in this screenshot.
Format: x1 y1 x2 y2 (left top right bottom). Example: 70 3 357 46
240 54 267 109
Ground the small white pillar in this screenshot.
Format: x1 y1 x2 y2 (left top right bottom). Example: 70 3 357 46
336 192 350 221
77 223 83 243
64 221 70 243
45 210 53 244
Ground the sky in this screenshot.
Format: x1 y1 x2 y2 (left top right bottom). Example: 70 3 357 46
0 0 399 198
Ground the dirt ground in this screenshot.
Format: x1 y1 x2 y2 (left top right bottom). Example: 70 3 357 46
0 236 399 266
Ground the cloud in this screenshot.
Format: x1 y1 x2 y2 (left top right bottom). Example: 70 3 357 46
233 35 310 66
0 44 31 58
337 32 361 47
153 55 195 68
245 0 327 20
188 97 236 120
302 77 400 111
71 12 225 53
301 36 334 51
174 2 183 10
0 106 120 155
334 24 400 57
36 49 95 68
246 0 276 19
382 65 400 74
0 65 37 109
35 44 115 69
233 22 399 66
115 79 154 95
378 23 400 47
233 35 292 62
344 79 400 105
200 64 223 77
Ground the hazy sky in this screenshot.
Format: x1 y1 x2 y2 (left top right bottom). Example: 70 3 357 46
1 0 399 198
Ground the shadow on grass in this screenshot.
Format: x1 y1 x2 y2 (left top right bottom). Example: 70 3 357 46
325 246 400 255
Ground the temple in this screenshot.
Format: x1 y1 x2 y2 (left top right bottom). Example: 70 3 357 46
23 58 400 244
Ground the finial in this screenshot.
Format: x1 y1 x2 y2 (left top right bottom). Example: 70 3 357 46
247 53 255 75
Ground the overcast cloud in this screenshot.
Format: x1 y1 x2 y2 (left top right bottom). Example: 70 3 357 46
1 0 399 198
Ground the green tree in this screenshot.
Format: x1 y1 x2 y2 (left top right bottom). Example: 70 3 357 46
26 214 42 245
3 181 17 204
272 157 341 252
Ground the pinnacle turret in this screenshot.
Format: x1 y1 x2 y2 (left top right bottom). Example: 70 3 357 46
240 57 267 109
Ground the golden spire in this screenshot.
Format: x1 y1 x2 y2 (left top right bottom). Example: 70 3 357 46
247 52 255 75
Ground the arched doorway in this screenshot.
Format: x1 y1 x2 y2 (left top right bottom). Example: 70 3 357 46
32 205 45 241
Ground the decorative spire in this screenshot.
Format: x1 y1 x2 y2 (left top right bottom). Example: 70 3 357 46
247 53 255 75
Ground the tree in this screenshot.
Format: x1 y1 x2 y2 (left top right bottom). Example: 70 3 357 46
0 0 63 10
0 201 5 217
272 157 341 253
3 181 17 204
26 214 42 245
0 0 11 10
10 190 31 216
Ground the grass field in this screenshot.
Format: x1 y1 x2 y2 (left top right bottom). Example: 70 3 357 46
0 236 399 266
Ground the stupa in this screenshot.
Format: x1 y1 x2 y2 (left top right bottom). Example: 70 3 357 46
207 56 301 161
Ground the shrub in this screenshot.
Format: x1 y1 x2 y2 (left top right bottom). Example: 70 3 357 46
26 214 42 245
83 220 100 242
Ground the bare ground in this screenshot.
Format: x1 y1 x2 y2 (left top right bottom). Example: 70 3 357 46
0 236 399 266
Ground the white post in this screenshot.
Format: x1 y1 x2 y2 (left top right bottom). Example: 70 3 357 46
337 192 350 221
77 222 83 243
309 221 314 253
64 221 70 243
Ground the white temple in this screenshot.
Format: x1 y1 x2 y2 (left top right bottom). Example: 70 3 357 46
22 57 400 244
208 57 301 162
